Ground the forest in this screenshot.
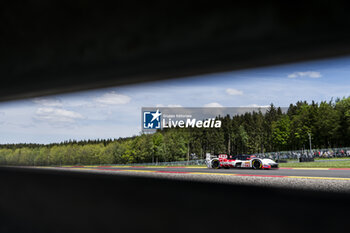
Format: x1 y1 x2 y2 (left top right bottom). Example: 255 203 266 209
0 97 349 166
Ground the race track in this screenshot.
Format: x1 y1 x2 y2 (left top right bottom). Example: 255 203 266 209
38 165 350 193
73 166 350 178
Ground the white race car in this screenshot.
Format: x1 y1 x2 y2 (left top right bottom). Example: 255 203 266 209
206 154 278 169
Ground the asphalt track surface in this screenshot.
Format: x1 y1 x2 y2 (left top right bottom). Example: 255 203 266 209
60 166 350 179
38 165 350 193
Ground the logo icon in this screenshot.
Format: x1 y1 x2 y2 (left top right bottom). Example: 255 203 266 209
143 109 162 129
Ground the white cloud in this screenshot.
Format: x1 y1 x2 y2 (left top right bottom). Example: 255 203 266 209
94 91 131 105
35 108 84 123
204 102 223 107
32 98 63 107
226 88 243 95
33 97 91 108
63 99 90 107
288 71 321 79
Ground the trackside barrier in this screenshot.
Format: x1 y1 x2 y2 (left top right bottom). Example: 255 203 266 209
275 160 288 163
299 158 315 162
122 159 207 167
253 147 350 161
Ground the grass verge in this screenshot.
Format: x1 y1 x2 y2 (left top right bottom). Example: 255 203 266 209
279 160 350 168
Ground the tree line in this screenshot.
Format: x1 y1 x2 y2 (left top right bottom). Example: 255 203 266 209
0 97 349 166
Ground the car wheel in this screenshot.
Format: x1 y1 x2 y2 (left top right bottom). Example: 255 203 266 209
252 159 262 169
211 160 220 169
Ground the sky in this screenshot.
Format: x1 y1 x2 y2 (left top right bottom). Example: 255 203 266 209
1 56 350 144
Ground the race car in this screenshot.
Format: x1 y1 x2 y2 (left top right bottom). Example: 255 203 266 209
206 154 278 169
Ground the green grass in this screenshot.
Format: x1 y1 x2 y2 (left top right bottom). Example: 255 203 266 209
314 157 350 160
279 160 350 168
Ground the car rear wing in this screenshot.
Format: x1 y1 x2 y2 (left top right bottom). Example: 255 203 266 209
206 153 228 160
